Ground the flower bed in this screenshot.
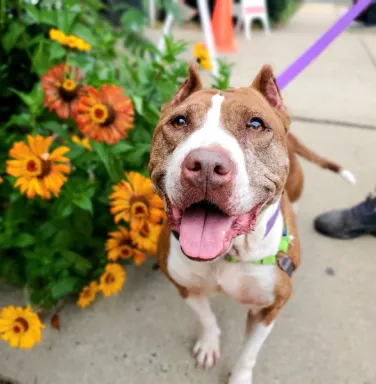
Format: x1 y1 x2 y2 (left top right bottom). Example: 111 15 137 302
0 0 231 349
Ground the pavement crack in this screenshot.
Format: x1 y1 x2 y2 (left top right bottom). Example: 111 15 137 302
291 115 376 130
358 38 376 70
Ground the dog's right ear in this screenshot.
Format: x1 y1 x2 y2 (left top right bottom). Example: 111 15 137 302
161 63 202 113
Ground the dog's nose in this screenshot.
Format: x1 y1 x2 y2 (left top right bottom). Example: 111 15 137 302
182 147 234 190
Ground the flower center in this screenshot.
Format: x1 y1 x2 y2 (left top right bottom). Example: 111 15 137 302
196 58 201 64
25 157 42 177
105 273 115 284
40 159 52 178
62 79 76 91
119 245 133 259
14 317 29 333
131 201 149 220
90 103 115 126
59 80 79 102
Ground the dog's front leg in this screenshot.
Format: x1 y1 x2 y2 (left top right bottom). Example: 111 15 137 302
229 311 275 384
185 294 221 369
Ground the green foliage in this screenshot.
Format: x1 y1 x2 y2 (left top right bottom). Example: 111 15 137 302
267 0 302 25
0 0 232 309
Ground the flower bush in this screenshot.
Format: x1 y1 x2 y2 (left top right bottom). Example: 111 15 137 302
0 0 232 348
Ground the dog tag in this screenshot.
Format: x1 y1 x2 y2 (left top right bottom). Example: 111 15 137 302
277 254 294 277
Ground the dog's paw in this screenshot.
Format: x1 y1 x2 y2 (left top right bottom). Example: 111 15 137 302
193 335 220 369
228 369 252 384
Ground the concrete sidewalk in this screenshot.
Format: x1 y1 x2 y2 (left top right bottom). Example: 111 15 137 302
1 3 376 384
148 2 376 127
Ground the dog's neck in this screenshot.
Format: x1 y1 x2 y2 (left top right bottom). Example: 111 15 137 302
230 198 283 262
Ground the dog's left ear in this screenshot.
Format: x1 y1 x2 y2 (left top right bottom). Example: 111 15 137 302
251 65 287 113
162 63 203 113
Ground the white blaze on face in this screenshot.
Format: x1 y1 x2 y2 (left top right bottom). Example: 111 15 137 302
165 93 253 213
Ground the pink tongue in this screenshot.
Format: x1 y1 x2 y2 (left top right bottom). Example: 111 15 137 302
179 205 232 260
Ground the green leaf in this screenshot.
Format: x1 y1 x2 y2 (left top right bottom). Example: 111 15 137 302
91 142 122 182
33 39 49 76
49 43 66 60
2 23 25 53
50 277 79 300
73 195 93 213
37 222 57 241
132 95 143 115
39 9 57 26
56 9 78 33
24 4 40 23
11 89 34 107
60 202 73 217
52 228 73 249
41 121 69 139
124 143 150 169
12 233 35 248
4 113 32 129
120 7 145 32
61 250 92 274
70 24 96 45
111 141 133 156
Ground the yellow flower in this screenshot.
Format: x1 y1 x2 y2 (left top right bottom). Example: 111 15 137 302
193 43 213 70
72 135 92 151
99 263 126 297
105 226 147 265
64 35 91 52
77 281 99 308
109 172 165 225
49 28 67 44
130 220 161 255
48 29 91 52
6 135 70 199
0 306 44 349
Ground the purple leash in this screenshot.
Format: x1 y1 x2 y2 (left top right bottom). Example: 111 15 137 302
276 0 371 90
263 203 281 239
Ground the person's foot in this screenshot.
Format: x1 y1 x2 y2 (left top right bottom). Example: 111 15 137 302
314 194 376 239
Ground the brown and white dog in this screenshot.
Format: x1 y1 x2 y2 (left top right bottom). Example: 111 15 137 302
148 64 352 383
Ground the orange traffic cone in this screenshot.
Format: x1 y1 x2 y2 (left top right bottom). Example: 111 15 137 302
211 0 237 52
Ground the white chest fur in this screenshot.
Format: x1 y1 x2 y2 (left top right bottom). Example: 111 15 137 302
167 201 282 309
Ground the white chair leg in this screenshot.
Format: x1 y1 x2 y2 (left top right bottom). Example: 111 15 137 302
262 15 271 34
245 16 252 40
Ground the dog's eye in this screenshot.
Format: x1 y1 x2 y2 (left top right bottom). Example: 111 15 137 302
246 117 266 132
172 116 187 129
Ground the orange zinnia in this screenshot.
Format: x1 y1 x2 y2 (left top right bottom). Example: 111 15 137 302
130 220 161 255
105 226 146 265
6 135 70 199
41 63 87 119
75 85 134 145
109 172 165 225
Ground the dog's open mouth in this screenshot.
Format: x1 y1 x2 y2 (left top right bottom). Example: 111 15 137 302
169 200 261 261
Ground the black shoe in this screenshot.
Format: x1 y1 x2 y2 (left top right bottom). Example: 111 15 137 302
314 195 376 239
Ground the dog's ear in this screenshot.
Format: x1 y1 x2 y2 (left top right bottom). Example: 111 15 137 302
162 63 202 113
251 65 287 113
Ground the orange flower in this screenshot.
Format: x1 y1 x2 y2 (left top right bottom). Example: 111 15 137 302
109 172 165 225
42 63 87 120
130 220 161 255
99 263 126 296
105 226 146 265
6 135 70 199
77 281 99 308
75 85 134 145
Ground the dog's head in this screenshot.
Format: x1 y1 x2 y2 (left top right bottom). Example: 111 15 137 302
149 64 290 261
